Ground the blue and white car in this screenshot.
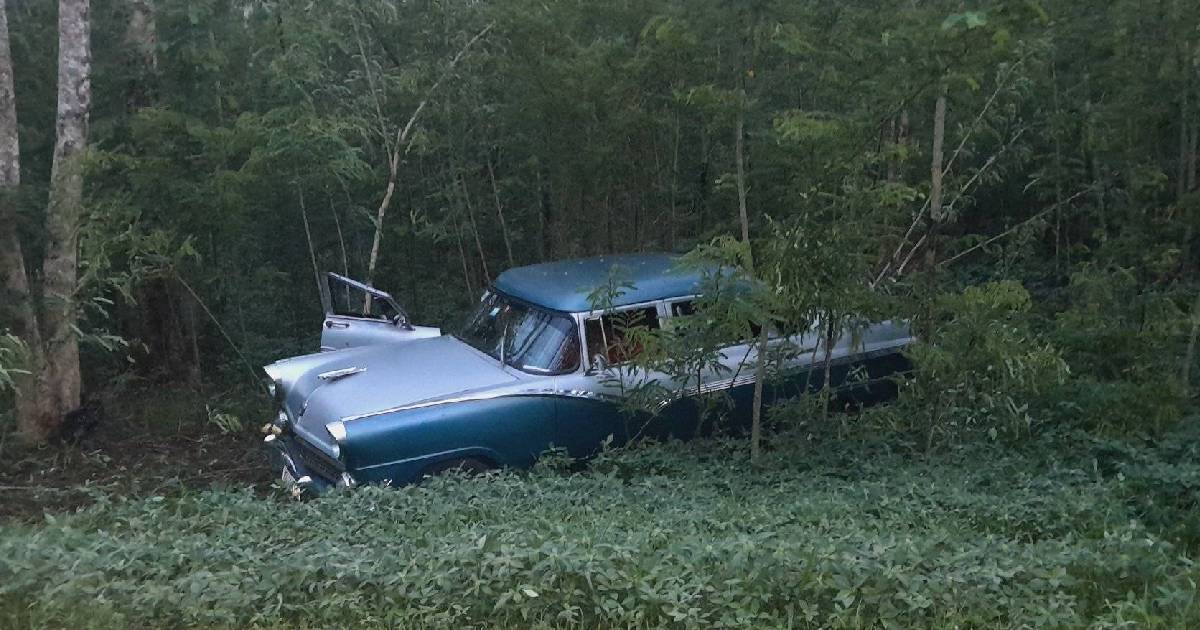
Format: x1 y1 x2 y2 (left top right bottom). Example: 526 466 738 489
263 253 913 492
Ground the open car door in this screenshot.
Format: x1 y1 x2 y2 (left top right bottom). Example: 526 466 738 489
319 272 441 351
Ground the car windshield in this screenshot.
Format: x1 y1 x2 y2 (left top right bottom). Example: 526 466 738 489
456 291 580 374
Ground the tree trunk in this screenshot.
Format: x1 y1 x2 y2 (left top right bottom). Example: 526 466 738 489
297 183 321 298
929 90 947 224
886 116 897 183
604 193 614 254
897 109 909 177
735 94 768 463
1184 290 1200 398
183 288 201 385
459 173 490 283
669 111 680 250
485 155 514 268
539 169 556 261
362 23 492 290
454 219 475 302
328 188 349 277
11 0 91 442
735 103 750 245
923 86 947 436
1180 45 1190 201
1052 62 1065 277
1188 118 1197 193
821 315 835 421
123 0 156 111
1190 41 1198 192
0 0 44 433
1087 96 1106 245
697 126 710 235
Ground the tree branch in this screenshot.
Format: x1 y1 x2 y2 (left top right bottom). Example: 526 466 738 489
938 188 1090 268
363 22 495 288
872 61 1025 287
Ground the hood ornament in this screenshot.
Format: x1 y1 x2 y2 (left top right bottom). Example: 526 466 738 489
318 366 367 382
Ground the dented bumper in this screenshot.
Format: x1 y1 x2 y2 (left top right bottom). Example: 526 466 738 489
264 433 354 495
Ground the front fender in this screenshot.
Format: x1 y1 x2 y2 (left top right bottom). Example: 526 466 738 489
340 394 557 485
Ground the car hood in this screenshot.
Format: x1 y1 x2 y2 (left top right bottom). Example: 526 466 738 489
265 335 518 451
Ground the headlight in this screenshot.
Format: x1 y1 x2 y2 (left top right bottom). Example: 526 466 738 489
266 379 276 399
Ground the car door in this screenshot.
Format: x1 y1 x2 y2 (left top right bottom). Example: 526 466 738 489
319 272 441 351
660 299 821 431
551 303 681 456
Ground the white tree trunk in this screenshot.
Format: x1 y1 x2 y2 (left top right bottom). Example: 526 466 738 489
31 0 91 441
0 0 45 436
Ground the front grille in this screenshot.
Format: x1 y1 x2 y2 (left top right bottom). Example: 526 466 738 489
294 437 344 483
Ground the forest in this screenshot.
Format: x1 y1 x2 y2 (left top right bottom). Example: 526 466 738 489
1 0 1199 627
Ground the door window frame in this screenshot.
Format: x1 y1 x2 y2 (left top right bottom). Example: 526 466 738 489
575 298 674 372
321 272 410 326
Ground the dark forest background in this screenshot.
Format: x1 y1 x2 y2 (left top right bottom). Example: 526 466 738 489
0 0 1198 442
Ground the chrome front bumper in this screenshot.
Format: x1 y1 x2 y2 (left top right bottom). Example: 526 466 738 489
264 433 355 495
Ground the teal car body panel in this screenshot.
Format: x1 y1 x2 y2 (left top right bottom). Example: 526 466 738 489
263 253 913 492
493 253 708 312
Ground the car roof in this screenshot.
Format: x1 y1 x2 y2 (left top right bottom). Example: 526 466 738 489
492 253 711 313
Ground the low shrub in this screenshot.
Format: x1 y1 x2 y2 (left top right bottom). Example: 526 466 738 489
888 281 1069 449
1049 266 1189 434
1 420 1198 628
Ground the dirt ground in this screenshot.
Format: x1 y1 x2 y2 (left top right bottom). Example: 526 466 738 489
0 384 274 524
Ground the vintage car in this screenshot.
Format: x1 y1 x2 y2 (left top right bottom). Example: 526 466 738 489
263 254 913 492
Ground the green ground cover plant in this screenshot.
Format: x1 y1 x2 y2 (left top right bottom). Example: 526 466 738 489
1 417 1197 629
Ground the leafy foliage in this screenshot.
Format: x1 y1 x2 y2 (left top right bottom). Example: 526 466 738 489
4 0 1195 429
2 421 1199 628
893 281 1069 448
1 0 1198 622
0 332 27 398
1049 267 1190 434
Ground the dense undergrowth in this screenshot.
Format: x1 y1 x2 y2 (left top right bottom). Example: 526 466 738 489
1 416 1197 629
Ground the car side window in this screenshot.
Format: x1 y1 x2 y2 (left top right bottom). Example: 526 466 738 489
327 277 397 321
671 300 696 317
585 306 660 364
666 298 763 343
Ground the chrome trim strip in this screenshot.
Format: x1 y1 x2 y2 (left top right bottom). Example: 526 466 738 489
339 388 620 424
339 343 913 424
576 294 700 320
318 366 367 381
